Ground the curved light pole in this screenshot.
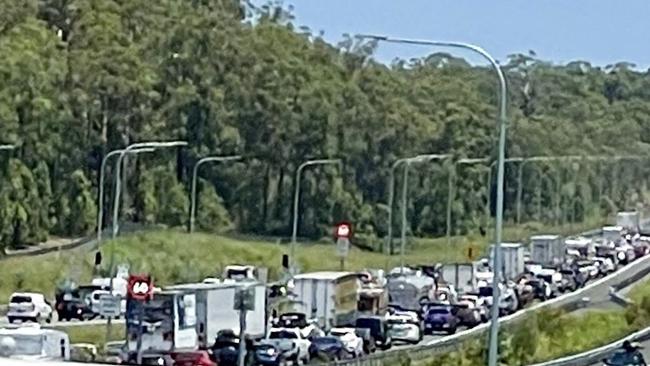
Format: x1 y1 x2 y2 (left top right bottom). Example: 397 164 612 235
290 158 342 274
189 155 242 233
111 141 188 239
398 154 449 272
357 34 508 365
97 148 155 242
449 157 490 245
386 154 450 255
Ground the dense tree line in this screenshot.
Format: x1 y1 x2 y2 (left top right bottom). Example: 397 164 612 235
1 0 649 253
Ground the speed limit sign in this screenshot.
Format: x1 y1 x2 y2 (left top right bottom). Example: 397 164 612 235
127 275 153 301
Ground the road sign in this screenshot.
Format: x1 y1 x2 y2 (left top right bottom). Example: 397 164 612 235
127 275 153 301
336 237 350 258
234 286 255 311
334 222 352 239
98 294 121 317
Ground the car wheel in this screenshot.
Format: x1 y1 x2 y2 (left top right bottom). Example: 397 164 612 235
447 327 457 335
46 314 52 323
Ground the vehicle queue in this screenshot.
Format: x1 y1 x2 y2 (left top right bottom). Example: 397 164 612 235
0 211 649 366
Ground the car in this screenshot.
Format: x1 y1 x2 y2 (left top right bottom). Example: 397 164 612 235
7 292 53 324
170 351 216 366
355 316 392 350
264 328 311 365
452 302 482 328
254 343 289 366
593 257 616 276
274 312 324 339
423 305 459 335
308 336 346 361
210 329 240 366
459 293 489 321
354 327 376 354
328 328 364 358
602 350 646 365
534 269 562 297
386 314 422 344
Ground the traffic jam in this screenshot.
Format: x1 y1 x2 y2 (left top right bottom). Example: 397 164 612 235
1 211 649 366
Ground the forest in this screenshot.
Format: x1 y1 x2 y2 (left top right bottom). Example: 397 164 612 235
1 0 650 253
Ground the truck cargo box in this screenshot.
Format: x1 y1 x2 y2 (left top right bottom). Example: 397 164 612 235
489 243 525 281
292 272 360 329
530 235 563 266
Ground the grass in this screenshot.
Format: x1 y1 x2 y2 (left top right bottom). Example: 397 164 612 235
0 216 610 302
49 323 125 349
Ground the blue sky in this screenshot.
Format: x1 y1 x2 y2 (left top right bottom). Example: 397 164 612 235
252 0 650 69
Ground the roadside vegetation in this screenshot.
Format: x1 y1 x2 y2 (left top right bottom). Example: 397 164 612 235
423 276 650 365
0 215 608 301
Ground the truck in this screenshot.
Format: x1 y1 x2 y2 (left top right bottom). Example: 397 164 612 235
603 226 624 244
165 280 267 348
386 274 434 312
291 272 360 329
617 211 641 233
489 243 525 281
439 263 477 294
124 290 198 359
0 324 70 360
529 235 564 266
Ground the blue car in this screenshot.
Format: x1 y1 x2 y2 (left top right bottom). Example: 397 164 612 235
309 336 346 361
423 305 459 335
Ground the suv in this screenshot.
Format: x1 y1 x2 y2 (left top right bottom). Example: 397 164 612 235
7 292 53 324
355 316 392 350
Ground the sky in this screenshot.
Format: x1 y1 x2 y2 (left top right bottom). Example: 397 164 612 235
251 0 650 69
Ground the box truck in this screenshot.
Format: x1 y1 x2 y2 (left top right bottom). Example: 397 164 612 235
439 263 477 294
165 280 267 347
489 243 525 281
291 272 360 329
617 211 640 233
530 235 564 266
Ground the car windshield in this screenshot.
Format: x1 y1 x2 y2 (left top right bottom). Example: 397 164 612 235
10 296 32 304
312 337 339 345
269 331 297 339
356 318 380 332
478 287 493 297
427 308 450 315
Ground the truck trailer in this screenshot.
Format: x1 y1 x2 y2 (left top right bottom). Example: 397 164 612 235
529 235 564 266
291 272 360 329
165 280 267 347
489 243 525 281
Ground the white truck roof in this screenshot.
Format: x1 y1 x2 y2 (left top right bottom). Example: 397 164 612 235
293 271 356 281
530 234 560 240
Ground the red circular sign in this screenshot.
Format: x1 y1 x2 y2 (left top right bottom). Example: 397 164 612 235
334 222 352 239
127 275 153 301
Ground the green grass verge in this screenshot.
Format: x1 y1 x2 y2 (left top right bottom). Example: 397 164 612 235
0 217 609 302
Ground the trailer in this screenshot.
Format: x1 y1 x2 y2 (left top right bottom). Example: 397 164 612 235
489 243 525 281
0 324 70 360
439 263 477 294
165 280 267 347
530 235 564 266
291 272 360 329
617 212 641 233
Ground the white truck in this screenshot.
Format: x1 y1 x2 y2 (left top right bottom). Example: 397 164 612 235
617 211 641 233
291 272 360 330
529 235 564 266
0 324 70 361
489 243 525 281
439 263 478 294
124 290 198 358
165 280 267 347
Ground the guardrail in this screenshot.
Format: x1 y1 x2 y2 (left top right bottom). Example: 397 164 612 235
527 325 650 366
330 223 650 366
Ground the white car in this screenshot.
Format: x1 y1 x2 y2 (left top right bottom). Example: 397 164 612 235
328 328 364 357
386 314 421 344
458 294 488 322
265 328 311 364
7 293 53 324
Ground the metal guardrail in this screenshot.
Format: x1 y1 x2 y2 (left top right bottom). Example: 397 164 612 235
527 325 650 366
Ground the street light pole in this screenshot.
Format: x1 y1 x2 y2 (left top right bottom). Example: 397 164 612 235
356 35 510 365
290 159 341 274
189 155 242 233
397 154 449 271
97 148 154 243
111 141 188 239
450 158 490 245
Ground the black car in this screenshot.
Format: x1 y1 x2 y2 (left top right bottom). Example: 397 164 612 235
309 336 346 361
355 316 392 350
210 330 240 366
55 285 101 321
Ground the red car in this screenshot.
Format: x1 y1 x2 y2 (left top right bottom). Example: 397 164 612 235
171 351 217 366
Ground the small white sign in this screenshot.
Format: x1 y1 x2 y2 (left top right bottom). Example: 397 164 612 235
98 294 121 317
336 224 351 238
336 237 350 258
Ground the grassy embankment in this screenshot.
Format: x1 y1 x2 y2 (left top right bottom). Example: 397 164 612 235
0 217 608 302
